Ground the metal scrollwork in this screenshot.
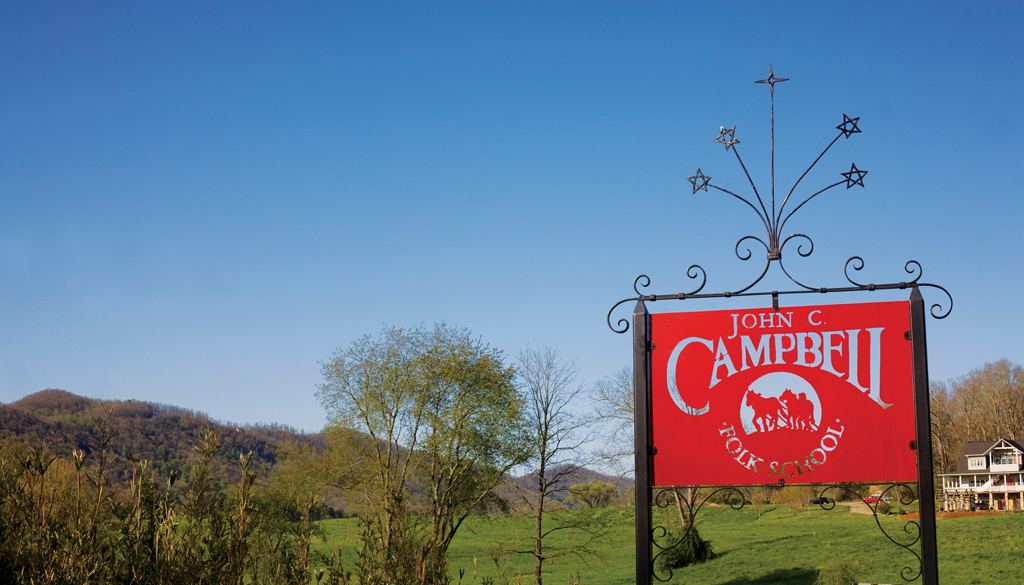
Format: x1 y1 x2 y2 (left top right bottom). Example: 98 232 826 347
870 484 922 582
606 301 631 334
611 69 946 585
606 265 708 333
684 265 707 296
777 233 816 291
732 236 771 294
688 66 864 293
649 486 746 583
815 483 923 582
842 257 953 319
919 283 953 319
843 256 869 287
634 274 651 296
606 66 952 334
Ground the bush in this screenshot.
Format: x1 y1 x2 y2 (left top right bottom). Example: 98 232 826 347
815 559 858 585
876 501 892 516
655 526 715 572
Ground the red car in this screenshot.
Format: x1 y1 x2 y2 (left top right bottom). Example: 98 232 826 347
864 494 889 504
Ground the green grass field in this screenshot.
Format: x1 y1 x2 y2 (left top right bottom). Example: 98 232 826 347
312 506 1024 584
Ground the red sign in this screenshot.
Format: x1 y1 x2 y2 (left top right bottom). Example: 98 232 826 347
650 301 917 486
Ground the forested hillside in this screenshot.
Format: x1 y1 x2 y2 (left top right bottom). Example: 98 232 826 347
0 388 632 506
0 388 325 489
930 359 1024 473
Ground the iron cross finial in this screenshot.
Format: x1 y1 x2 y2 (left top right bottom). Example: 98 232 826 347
755 65 789 95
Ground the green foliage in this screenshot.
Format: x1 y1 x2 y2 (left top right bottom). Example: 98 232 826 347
317 324 530 585
313 494 1024 584
0 388 325 494
566 481 617 509
815 559 858 585
654 526 715 572
0 406 325 585
621 485 635 507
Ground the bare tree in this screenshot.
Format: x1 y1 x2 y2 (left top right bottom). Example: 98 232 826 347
745 486 775 520
930 360 1024 472
590 366 634 474
514 346 603 585
591 366 697 526
929 380 959 473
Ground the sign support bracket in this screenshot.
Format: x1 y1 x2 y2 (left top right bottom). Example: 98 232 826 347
633 300 653 585
910 287 939 585
606 67 951 584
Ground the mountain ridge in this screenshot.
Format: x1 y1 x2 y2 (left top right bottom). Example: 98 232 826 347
1 389 634 510
0 388 325 489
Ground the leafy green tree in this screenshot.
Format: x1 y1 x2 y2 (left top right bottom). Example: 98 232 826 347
317 324 530 585
566 480 617 509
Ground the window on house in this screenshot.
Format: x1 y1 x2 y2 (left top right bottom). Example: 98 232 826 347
992 452 1017 465
968 457 987 470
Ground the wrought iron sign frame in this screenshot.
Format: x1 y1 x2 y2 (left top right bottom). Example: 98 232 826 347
607 66 950 585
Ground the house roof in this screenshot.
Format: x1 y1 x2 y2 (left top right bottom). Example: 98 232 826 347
949 439 1024 474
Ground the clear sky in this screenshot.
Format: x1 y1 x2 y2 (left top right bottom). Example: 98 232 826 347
1 2 1021 433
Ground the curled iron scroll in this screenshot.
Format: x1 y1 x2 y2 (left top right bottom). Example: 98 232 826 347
777 233 817 290
844 257 953 319
606 267 708 334
650 486 745 583
732 236 771 294
817 483 922 582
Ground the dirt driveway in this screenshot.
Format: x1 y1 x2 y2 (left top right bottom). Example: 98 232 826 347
835 500 873 515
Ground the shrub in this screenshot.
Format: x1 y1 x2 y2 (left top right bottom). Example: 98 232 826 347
876 501 892 516
655 526 715 572
566 480 617 509
0 417 325 585
815 559 858 585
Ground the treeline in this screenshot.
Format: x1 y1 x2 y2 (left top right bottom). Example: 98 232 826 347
930 359 1024 473
15 329 1002 584
0 324 634 585
0 389 326 493
0 418 348 585
295 326 640 585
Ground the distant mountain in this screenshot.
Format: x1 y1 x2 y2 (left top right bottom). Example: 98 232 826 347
0 389 633 514
496 463 634 511
0 389 325 490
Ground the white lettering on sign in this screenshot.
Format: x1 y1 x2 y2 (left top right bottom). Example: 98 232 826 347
666 337 713 415
728 312 793 339
767 422 845 478
719 424 765 472
667 311 891 416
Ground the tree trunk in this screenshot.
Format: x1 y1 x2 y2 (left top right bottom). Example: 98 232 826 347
535 461 546 585
673 490 688 528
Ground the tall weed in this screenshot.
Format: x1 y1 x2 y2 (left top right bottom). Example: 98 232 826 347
0 405 328 585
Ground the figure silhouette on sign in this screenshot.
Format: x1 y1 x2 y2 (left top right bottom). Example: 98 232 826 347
745 391 784 433
780 389 818 432
741 372 822 435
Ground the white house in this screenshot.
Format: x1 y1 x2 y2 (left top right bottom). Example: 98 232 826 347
939 439 1024 511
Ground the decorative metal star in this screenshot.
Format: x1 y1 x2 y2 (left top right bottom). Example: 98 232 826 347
842 163 868 188
714 126 740 151
755 65 789 95
837 114 861 139
688 168 711 193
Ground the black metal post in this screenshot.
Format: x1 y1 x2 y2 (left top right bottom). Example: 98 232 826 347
633 300 652 585
910 287 939 584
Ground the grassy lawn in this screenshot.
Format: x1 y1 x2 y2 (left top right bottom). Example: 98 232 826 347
312 505 1024 584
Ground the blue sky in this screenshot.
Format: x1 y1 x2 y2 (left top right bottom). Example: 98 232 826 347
1 2 1021 432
